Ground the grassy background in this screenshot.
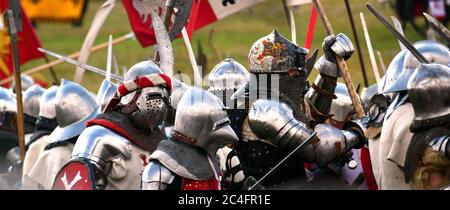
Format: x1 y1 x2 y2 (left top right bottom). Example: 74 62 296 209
20 0 427 92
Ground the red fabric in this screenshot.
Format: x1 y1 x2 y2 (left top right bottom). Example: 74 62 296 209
121 0 217 47
190 0 217 33
304 5 318 50
34 79 48 88
181 178 220 190
185 0 201 40
360 147 378 190
117 74 172 98
0 2 44 84
117 84 129 97
52 161 95 190
158 73 172 90
137 76 155 89
86 118 138 147
412 0 426 16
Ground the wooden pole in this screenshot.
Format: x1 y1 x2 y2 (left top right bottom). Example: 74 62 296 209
312 0 365 118
344 0 369 87
0 33 133 86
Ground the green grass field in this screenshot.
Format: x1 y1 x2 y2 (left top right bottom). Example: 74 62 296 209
21 0 427 92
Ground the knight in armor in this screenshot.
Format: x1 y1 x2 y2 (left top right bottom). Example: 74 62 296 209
25 79 100 189
228 30 366 188
362 49 410 190
22 86 59 189
0 88 17 171
207 57 249 189
0 88 18 189
53 61 172 190
309 83 367 190
374 40 450 189
1 85 46 189
141 87 239 190
404 63 450 190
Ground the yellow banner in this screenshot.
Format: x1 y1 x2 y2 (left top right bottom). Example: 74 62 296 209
21 0 87 22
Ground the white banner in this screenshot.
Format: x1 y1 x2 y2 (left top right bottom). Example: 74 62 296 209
208 0 268 19
286 0 312 7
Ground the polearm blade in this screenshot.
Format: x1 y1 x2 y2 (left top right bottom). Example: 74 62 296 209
38 48 124 82
249 132 317 190
344 0 369 87
423 12 450 44
5 0 26 161
390 16 406 50
151 11 174 76
366 3 430 64
155 0 193 62
360 12 381 82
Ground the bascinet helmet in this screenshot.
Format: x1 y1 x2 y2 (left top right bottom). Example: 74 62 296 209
11 75 34 93
408 63 450 129
172 88 238 156
22 85 45 133
208 57 249 107
49 79 100 142
117 61 171 131
383 40 450 93
0 87 17 135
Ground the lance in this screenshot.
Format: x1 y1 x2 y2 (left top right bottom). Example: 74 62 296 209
360 12 381 82
376 50 386 74
367 3 430 64
5 0 26 161
344 0 369 87
249 132 317 190
423 12 450 45
38 48 124 82
0 32 134 86
106 35 113 81
390 16 406 50
74 0 116 84
282 0 297 44
182 27 202 87
312 0 366 118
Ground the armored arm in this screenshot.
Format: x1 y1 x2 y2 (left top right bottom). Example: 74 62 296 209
248 99 366 167
217 146 246 189
141 160 176 190
306 33 355 123
71 125 133 185
313 121 366 166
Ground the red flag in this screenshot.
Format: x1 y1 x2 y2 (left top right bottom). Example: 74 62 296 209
304 5 317 50
0 1 44 82
122 0 267 47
